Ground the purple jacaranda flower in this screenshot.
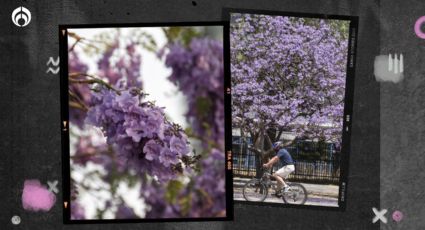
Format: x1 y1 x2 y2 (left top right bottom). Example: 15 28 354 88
115 204 137 219
143 140 161 161
115 91 138 111
85 86 191 183
70 202 85 220
158 147 179 167
165 38 224 148
169 135 189 157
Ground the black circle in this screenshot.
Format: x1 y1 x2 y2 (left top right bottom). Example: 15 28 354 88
126 12 130 15
192 1 197 6
18 18 25 26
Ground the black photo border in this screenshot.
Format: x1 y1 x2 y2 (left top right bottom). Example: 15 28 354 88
222 8 358 211
59 21 234 224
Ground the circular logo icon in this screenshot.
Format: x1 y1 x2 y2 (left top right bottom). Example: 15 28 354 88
11 215 21 225
11 6 31 27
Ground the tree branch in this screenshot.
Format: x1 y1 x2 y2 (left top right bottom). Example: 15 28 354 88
69 73 121 94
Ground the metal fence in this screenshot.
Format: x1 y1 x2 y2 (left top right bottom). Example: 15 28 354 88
232 136 340 184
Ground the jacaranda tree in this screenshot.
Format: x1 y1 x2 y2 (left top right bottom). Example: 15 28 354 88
230 14 349 161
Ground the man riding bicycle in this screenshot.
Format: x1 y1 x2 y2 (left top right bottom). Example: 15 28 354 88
263 140 295 196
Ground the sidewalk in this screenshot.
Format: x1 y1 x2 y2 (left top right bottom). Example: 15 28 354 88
233 177 339 198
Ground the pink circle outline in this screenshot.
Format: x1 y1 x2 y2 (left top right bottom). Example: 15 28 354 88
414 16 425 39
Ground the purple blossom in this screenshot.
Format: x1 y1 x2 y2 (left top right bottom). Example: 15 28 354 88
192 148 226 215
68 50 90 128
143 140 160 161
85 87 191 182
159 147 179 167
68 38 143 130
98 42 143 88
116 91 139 111
163 37 227 217
230 14 349 145
165 38 225 148
115 204 137 219
169 135 189 157
70 202 85 220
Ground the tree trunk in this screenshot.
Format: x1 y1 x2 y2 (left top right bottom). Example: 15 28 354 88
254 128 264 179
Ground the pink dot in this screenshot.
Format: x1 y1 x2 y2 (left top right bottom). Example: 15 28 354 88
414 16 425 39
392 210 403 222
22 180 56 212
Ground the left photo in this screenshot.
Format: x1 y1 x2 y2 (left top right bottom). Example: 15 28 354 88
60 23 230 222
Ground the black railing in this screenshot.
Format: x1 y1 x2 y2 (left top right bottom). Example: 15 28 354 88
232 138 340 184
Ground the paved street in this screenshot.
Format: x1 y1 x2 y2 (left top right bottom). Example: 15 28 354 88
233 177 339 207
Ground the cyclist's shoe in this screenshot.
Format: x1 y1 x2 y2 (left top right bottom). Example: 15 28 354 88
283 186 290 193
273 190 283 197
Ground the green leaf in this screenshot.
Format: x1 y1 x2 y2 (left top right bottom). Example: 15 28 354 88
163 27 202 47
196 97 212 118
236 52 245 61
178 194 192 216
165 180 184 204
180 28 201 47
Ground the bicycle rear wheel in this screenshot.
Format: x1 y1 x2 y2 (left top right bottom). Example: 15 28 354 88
282 183 307 205
242 179 268 202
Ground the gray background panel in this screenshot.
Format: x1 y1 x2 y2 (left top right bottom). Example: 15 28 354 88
380 0 425 229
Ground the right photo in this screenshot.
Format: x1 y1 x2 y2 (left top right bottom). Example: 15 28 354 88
229 10 356 208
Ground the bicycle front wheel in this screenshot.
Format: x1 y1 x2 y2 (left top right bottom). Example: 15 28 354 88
282 183 308 205
242 179 268 202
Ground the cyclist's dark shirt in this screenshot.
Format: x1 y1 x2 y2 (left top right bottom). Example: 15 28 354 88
277 148 294 166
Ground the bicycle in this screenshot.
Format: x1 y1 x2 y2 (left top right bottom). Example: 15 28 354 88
242 168 308 204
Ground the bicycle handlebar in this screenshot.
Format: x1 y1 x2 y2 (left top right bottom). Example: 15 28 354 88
261 166 273 175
